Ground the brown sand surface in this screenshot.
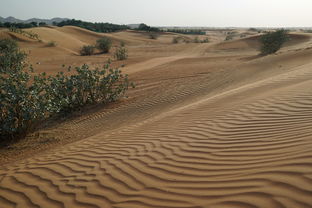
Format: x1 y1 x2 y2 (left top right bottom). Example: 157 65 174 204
1 27 312 208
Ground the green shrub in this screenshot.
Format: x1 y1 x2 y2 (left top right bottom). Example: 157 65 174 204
46 41 57 47
114 46 128 60
80 45 95 56
0 39 26 73
0 39 133 141
96 37 112 53
260 29 290 55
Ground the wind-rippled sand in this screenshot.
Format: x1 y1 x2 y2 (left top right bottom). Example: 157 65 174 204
1 27 312 208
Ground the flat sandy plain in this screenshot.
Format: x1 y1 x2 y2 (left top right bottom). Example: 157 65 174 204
0 26 312 208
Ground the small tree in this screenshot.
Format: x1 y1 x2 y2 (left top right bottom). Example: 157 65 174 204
96 37 112 53
260 29 290 55
80 45 95 56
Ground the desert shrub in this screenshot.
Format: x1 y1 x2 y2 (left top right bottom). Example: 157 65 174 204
46 41 57 47
0 39 26 73
80 45 95 56
46 64 132 114
0 40 133 141
149 33 159 40
96 37 112 53
114 46 128 60
260 29 289 55
0 40 53 140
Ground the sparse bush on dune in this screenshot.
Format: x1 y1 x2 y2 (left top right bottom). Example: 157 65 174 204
96 37 112 53
260 29 290 55
114 46 128 60
0 39 133 142
80 45 95 56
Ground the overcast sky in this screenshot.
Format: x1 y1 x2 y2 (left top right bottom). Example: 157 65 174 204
1 0 311 27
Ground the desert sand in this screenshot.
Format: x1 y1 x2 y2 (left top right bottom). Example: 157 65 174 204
0 26 312 208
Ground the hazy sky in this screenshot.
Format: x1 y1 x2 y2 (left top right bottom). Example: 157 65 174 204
1 0 312 27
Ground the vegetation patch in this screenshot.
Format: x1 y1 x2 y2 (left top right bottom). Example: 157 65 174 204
260 29 290 55
0 39 133 142
80 45 95 56
96 37 112 53
114 45 128 60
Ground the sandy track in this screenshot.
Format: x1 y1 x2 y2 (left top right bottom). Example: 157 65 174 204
1 52 312 208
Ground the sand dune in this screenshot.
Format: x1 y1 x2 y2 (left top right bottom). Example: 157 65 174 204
1 27 312 208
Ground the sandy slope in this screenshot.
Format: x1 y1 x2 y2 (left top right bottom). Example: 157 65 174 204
1 27 312 208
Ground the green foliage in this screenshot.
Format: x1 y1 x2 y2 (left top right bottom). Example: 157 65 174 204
0 39 26 73
137 23 160 32
96 37 112 53
114 46 128 60
260 29 290 55
0 39 133 141
46 41 57 47
2 22 38 29
57 19 129 33
80 45 95 56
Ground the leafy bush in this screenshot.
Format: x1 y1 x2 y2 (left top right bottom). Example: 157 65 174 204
260 29 290 55
96 37 112 53
0 39 26 73
114 46 128 60
80 45 95 56
0 39 133 141
46 41 57 47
